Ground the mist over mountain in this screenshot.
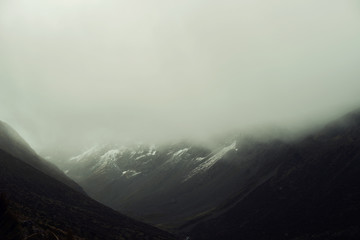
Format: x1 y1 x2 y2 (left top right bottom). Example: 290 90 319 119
189 109 360 240
1 0 360 154
44 109 360 240
0 120 83 192
58 134 289 230
0 121 176 239
1 1 360 239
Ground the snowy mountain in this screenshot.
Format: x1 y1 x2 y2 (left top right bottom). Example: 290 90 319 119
46 110 360 239
4 110 360 239
62 137 288 230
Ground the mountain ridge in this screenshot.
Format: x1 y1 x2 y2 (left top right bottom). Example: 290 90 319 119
0 120 83 193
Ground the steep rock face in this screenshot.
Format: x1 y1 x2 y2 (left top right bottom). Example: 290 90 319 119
0 149 176 240
0 121 83 193
188 111 360 240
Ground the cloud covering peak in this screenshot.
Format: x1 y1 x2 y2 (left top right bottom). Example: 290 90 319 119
1 0 360 152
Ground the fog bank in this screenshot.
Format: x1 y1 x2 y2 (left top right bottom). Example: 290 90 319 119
1 0 360 153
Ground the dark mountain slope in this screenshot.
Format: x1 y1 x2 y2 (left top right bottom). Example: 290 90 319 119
189 111 360 240
0 193 24 240
0 149 176 240
0 120 83 192
62 139 290 230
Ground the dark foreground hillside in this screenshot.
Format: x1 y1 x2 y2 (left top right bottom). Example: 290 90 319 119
0 120 83 192
0 149 176 240
188 111 360 239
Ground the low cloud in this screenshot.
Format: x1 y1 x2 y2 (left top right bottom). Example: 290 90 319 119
1 0 360 153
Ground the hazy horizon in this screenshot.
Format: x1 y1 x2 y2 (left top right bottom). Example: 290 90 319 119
1 0 360 154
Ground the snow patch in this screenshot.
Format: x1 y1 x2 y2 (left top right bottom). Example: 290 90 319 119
122 170 141 178
147 144 157 156
184 141 237 181
101 149 120 160
92 149 120 172
69 145 101 162
135 155 147 160
161 148 190 168
173 148 189 157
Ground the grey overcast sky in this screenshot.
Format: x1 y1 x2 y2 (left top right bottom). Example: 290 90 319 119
1 0 360 152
